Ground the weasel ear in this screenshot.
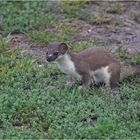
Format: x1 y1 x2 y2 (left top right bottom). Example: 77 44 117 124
59 43 68 54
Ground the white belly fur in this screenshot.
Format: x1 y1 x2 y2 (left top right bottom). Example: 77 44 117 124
92 66 111 85
56 54 81 80
56 54 111 85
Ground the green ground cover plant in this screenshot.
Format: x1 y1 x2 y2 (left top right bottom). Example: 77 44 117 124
0 1 140 139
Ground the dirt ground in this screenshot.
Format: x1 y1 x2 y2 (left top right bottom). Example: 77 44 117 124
8 1 140 62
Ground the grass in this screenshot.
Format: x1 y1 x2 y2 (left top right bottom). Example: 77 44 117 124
72 40 106 53
1 42 140 138
0 1 140 139
26 22 75 45
0 1 60 33
62 0 87 18
117 47 140 65
105 3 125 14
78 10 115 25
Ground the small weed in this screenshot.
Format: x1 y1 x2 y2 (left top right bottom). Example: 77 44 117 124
77 9 94 23
62 0 87 18
72 40 105 53
78 10 115 25
0 36 9 52
26 31 48 45
92 15 114 25
27 22 75 45
134 13 140 23
105 3 125 14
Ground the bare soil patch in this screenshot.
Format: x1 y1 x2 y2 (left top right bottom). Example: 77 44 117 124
6 2 140 61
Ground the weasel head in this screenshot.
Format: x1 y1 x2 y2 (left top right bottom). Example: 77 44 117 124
46 42 69 62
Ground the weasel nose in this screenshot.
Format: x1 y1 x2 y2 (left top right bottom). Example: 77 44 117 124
46 53 53 62
46 53 51 57
48 54 53 57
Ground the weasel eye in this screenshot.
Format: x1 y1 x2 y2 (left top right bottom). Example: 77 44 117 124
54 52 58 55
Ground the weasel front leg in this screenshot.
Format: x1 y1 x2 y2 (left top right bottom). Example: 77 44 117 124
66 76 75 88
81 72 91 89
108 63 121 89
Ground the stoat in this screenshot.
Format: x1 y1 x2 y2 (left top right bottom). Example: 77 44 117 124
46 42 140 89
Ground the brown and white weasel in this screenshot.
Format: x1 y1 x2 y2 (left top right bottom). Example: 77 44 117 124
46 42 140 89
